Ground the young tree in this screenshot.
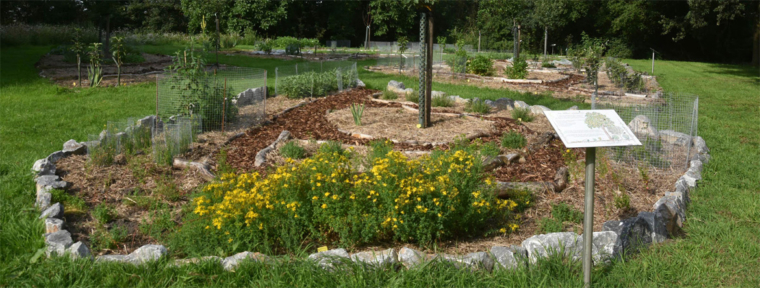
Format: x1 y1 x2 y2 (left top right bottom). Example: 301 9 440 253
397 36 409 72
87 43 103 88
70 28 87 87
110 36 126 87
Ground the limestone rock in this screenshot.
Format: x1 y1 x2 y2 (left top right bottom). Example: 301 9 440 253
36 175 67 192
653 195 685 228
387 80 406 93
602 217 652 255
491 246 526 270
659 130 692 146
350 249 398 266
62 140 87 155
590 231 619 263
553 167 569 192
567 106 578 110
398 247 426 268
492 98 515 109
128 245 168 264
431 91 446 98
67 241 92 260
32 158 55 176
172 256 223 267
45 230 73 257
653 199 680 236
403 88 414 95
693 136 709 154
628 115 658 138
499 153 521 164
529 105 551 115
689 159 703 174
222 252 268 271
521 232 584 263
680 171 699 188
637 211 668 244
439 252 494 272
514 100 530 109
46 151 67 164
495 181 554 197
39 202 64 219
448 95 467 103
308 248 350 270
36 191 52 211
96 255 131 263
45 218 64 234
356 79 366 88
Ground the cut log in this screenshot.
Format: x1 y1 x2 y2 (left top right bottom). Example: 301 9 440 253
173 159 215 181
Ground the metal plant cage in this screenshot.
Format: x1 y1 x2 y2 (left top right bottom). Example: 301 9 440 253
274 61 358 98
598 93 699 172
87 116 155 165
157 66 267 133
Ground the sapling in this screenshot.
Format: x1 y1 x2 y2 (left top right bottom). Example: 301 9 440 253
397 36 409 72
70 28 86 87
110 36 126 86
87 43 103 87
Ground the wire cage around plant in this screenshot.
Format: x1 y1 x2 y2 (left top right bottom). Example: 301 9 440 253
274 61 358 98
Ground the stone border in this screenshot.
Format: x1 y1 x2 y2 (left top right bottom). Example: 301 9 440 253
31 90 709 274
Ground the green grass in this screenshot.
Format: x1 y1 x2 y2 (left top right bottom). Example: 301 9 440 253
1 45 758 287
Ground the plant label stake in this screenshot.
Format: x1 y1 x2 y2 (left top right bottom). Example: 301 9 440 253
543 110 642 288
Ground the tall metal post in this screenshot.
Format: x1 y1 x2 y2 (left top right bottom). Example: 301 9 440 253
418 12 427 128
582 147 596 288
425 12 433 125
651 51 655 74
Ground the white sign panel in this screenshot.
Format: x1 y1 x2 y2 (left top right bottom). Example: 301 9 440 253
544 110 642 148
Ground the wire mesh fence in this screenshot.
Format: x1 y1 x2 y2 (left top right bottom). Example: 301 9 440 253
374 53 468 78
326 40 351 49
274 61 358 98
157 66 267 132
598 93 699 172
88 116 155 165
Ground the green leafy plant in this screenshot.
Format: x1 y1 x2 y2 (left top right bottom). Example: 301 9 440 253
397 36 409 71
447 40 468 74
256 39 274 54
350 103 364 126
465 98 490 114
511 107 534 122
220 33 238 49
70 28 86 87
437 36 447 53
541 61 556 68
93 203 115 224
278 68 353 99
614 192 631 210
432 94 454 107
501 131 527 149
539 203 583 233
538 217 564 233
317 141 345 156
280 141 306 159
381 89 398 100
468 55 494 76
49 189 87 213
405 89 417 102
110 36 126 86
87 43 103 87
506 56 528 79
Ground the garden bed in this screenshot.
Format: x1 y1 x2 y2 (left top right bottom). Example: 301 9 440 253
37 53 173 87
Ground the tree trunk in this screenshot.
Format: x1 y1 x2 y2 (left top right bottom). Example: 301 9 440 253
544 26 548 59
104 17 111 56
216 15 220 67
753 3 760 66
517 24 521 59
77 55 82 87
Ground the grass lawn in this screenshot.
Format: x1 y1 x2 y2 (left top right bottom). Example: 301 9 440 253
0 45 758 287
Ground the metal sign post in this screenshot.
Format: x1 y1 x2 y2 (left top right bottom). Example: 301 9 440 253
543 110 643 288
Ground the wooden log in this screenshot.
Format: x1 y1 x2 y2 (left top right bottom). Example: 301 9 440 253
173 159 215 181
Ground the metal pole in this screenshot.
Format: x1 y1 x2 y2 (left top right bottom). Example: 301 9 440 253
418 12 427 128
583 147 596 288
592 80 598 109
426 12 433 126
222 78 226 133
155 73 159 129
651 51 655 74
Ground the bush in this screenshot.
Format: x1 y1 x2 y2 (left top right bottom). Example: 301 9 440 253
405 89 417 102
511 107 534 122
381 89 398 100
93 203 115 224
280 141 306 159
184 145 518 255
465 99 491 114
432 95 454 107
501 131 526 149
506 57 528 79
256 40 274 54
538 217 564 233
220 34 238 49
317 141 345 156
278 70 337 99
551 203 583 224
468 55 495 76
541 61 556 68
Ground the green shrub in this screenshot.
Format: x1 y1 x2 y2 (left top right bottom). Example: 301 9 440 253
468 55 495 76
511 107 534 122
432 94 454 107
541 61 556 68
506 57 528 79
614 192 631 210
381 89 398 100
93 203 115 224
91 224 129 251
49 189 87 213
551 203 583 224
538 217 564 233
256 39 273 54
465 99 491 114
317 141 345 156
274 36 301 49
447 40 468 74
501 131 526 149
280 142 306 159
405 89 417 102
220 34 238 49
279 69 344 99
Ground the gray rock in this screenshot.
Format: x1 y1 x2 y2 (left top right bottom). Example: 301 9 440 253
222 252 268 271
67 241 92 260
628 115 658 138
665 191 688 209
45 230 73 257
45 218 64 234
602 217 652 255
483 156 505 171
659 130 692 146
689 159 703 174
46 151 67 164
439 252 494 272
693 136 709 154
530 105 551 115
98 130 108 142
674 179 691 206
96 255 131 263
484 100 494 106
521 232 584 263
128 245 168 264
39 202 64 219
171 256 223 267
590 231 619 263
499 153 521 164
552 59 573 66
350 248 398 266
514 100 530 109
62 140 87 155
637 211 668 244
403 88 414 95
387 80 406 93
308 248 350 270
431 91 446 98
653 199 680 236
32 158 55 176
36 191 52 211
492 98 515 109
495 181 555 197
680 171 699 188
138 116 156 128
36 175 67 192
356 79 366 88
398 247 426 268
653 195 685 228
553 167 569 192
491 246 525 270
567 105 579 110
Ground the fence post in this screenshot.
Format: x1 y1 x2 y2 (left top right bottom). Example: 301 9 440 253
222 78 226 133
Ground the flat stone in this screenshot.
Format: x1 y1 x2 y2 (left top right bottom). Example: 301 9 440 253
36 175 67 192
689 159 703 173
308 248 350 270
138 116 156 128
32 158 55 176
45 230 73 257
529 105 551 115
483 156 504 171
521 232 585 263
171 256 223 267
36 191 52 211
96 255 131 263
514 100 530 109
398 247 426 268
665 191 688 209
62 140 87 155
128 245 168 264
350 248 398 266
492 98 515 109
46 151 67 164
491 246 526 270
602 217 652 255
67 241 92 260
39 202 64 219
448 95 467 103
654 195 685 228
439 252 494 272
628 115 658 138
680 172 699 188
222 252 268 271
484 100 494 106
403 88 414 95
693 136 709 154
495 181 554 197
45 218 64 234
590 231 619 263
356 79 366 88
637 211 668 244
659 130 692 146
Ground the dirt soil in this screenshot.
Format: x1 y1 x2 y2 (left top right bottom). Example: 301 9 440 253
37 53 173 88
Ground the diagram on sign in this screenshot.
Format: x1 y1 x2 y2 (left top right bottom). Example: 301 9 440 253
544 110 642 148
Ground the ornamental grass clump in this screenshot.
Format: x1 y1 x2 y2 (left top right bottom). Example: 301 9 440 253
350 103 364 126
186 144 520 255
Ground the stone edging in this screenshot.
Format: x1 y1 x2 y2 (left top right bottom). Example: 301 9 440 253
31 94 710 273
